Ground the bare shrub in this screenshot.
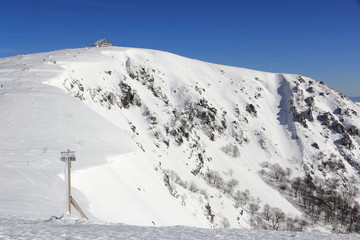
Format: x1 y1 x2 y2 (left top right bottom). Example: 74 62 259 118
204 170 225 189
269 207 285 230
249 203 260 215
221 143 240 157
220 217 230 229
188 181 199 193
262 204 271 221
224 178 239 195
234 189 250 207
270 163 287 183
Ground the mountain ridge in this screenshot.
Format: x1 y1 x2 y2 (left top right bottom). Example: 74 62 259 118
0 46 359 233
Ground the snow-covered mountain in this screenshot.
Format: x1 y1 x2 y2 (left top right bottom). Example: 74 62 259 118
0 46 359 233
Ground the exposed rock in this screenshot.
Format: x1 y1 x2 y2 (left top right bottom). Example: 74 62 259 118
332 121 345 134
120 82 141 108
306 87 314 93
305 108 314 122
347 126 359 136
127 65 169 105
334 107 343 115
311 142 319 149
317 112 334 127
344 108 358 116
305 96 314 107
340 133 353 149
297 76 305 83
293 112 307 128
246 104 257 117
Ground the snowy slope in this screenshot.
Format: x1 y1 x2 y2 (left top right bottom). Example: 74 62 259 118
0 50 137 221
0 46 359 232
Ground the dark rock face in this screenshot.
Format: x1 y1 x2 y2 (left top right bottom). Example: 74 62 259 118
120 82 141 109
306 87 314 93
347 126 359 136
311 142 319 149
246 104 257 117
317 112 334 127
341 133 353 149
293 111 307 128
305 108 314 122
332 121 345 134
127 66 169 105
305 96 315 107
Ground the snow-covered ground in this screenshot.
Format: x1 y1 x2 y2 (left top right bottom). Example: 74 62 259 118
0 45 359 233
0 215 358 240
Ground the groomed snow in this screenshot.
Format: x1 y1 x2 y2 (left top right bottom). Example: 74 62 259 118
0 216 358 240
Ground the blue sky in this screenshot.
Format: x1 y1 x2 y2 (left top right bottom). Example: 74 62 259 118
1 0 359 96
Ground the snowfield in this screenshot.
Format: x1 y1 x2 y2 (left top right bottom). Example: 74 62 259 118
0 216 358 240
0 45 359 235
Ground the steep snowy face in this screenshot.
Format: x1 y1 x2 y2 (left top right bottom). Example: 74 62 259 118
278 75 360 178
1 46 360 232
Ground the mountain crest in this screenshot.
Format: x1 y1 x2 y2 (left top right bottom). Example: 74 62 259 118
0 46 359 233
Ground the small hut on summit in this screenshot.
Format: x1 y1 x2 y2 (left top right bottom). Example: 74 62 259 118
92 39 113 47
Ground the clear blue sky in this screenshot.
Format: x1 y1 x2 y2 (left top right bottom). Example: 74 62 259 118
1 0 359 96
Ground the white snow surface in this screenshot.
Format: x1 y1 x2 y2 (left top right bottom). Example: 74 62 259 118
0 46 359 232
0 216 358 240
